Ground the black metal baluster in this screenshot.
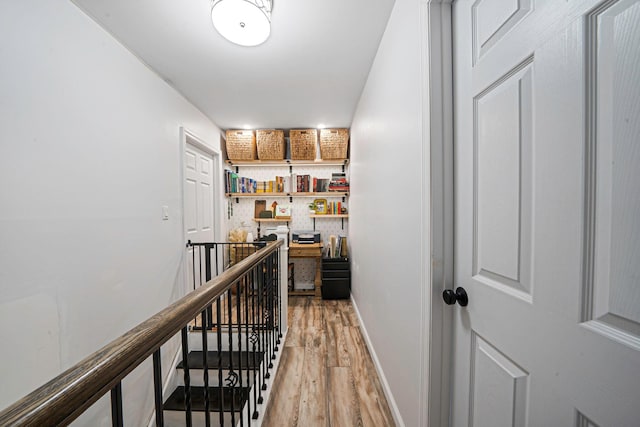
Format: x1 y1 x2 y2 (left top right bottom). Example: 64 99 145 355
264 259 272 381
205 243 214 329
250 266 260 419
275 249 282 350
237 279 245 427
191 242 196 292
216 298 224 427
227 287 236 426
244 270 252 422
268 255 275 371
153 349 164 427
181 327 192 427
258 261 267 402
201 309 211 427
110 382 124 427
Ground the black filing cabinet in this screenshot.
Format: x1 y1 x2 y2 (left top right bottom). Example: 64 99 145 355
321 257 350 299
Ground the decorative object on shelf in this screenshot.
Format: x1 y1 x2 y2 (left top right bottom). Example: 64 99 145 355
256 129 285 160
271 201 278 216
254 200 266 218
313 198 327 214
275 204 291 218
258 210 273 218
289 129 317 160
225 130 257 160
308 201 317 214
319 128 349 160
211 0 273 47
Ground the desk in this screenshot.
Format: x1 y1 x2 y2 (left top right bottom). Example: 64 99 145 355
288 242 323 297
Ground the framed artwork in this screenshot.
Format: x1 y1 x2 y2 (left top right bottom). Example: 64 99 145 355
314 198 327 214
275 204 291 218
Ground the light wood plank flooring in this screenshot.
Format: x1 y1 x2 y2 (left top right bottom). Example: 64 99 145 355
262 297 395 427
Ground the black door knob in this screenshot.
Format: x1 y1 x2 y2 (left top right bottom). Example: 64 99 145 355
442 287 468 307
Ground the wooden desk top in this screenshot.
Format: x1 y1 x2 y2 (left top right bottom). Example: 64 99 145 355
289 242 323 249
289 242 323 258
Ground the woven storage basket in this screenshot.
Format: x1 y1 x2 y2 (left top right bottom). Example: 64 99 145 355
320 128 349 160
256 129 285 160
289 129 317 160
226 130 257 160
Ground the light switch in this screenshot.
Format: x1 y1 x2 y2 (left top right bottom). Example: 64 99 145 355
162 205 169 220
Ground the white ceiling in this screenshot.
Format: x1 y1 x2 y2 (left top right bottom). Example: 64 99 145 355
71 0 395 130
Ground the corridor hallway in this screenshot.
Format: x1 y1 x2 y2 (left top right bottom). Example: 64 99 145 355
263 297 395 426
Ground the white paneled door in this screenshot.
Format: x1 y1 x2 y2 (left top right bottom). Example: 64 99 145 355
184 140 216 292
451 0 640 426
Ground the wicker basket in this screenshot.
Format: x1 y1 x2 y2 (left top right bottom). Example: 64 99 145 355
226 130 257 160
320 128 349 160
289 129 317 160
256 129 285 160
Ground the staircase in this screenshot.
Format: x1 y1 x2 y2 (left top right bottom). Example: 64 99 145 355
0 240 286 427
161 323 279 427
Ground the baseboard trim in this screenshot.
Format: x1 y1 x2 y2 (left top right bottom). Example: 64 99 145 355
350 296 406 427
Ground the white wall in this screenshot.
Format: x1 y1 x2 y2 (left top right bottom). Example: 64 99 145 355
350 0 427 425
0 1 222 424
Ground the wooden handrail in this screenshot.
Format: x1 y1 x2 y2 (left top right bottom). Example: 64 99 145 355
0 240 283 426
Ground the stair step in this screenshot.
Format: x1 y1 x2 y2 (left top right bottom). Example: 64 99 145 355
163 386 250 412
178 351 264 370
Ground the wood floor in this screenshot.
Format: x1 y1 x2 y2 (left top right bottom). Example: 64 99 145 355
262 297 396 427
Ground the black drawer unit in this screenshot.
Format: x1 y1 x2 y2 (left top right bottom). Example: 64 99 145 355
321 257 350 299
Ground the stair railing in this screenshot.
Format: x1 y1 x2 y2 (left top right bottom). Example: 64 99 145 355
0 239 283 427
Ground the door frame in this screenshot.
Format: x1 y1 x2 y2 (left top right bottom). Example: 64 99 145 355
423 1 455 426
180 127 223 294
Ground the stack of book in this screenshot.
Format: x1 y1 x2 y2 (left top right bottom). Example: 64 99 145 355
328 172 349 192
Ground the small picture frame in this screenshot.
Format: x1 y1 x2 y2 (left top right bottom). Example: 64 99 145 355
314 198 327 214
275 204 292 218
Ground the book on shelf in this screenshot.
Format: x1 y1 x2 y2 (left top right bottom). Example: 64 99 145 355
225 169 347 195
314 178 329 192
326 201 343 214
326 235 348 259
295 174 312 192
225 170 259 194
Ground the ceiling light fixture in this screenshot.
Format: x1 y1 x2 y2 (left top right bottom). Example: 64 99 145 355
211 0 273 47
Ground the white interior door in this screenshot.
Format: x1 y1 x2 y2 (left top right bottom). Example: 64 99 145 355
451 0 640 425
184 137 216 292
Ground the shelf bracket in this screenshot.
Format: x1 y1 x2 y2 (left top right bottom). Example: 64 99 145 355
235 166 239 173
342 196 346 203
341 218 344 229
289 165 293 174
235 197 239 203
342 164 345 173
289 196 293 203
313 217 316 231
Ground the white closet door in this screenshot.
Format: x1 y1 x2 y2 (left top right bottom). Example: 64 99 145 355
451 0 640 425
